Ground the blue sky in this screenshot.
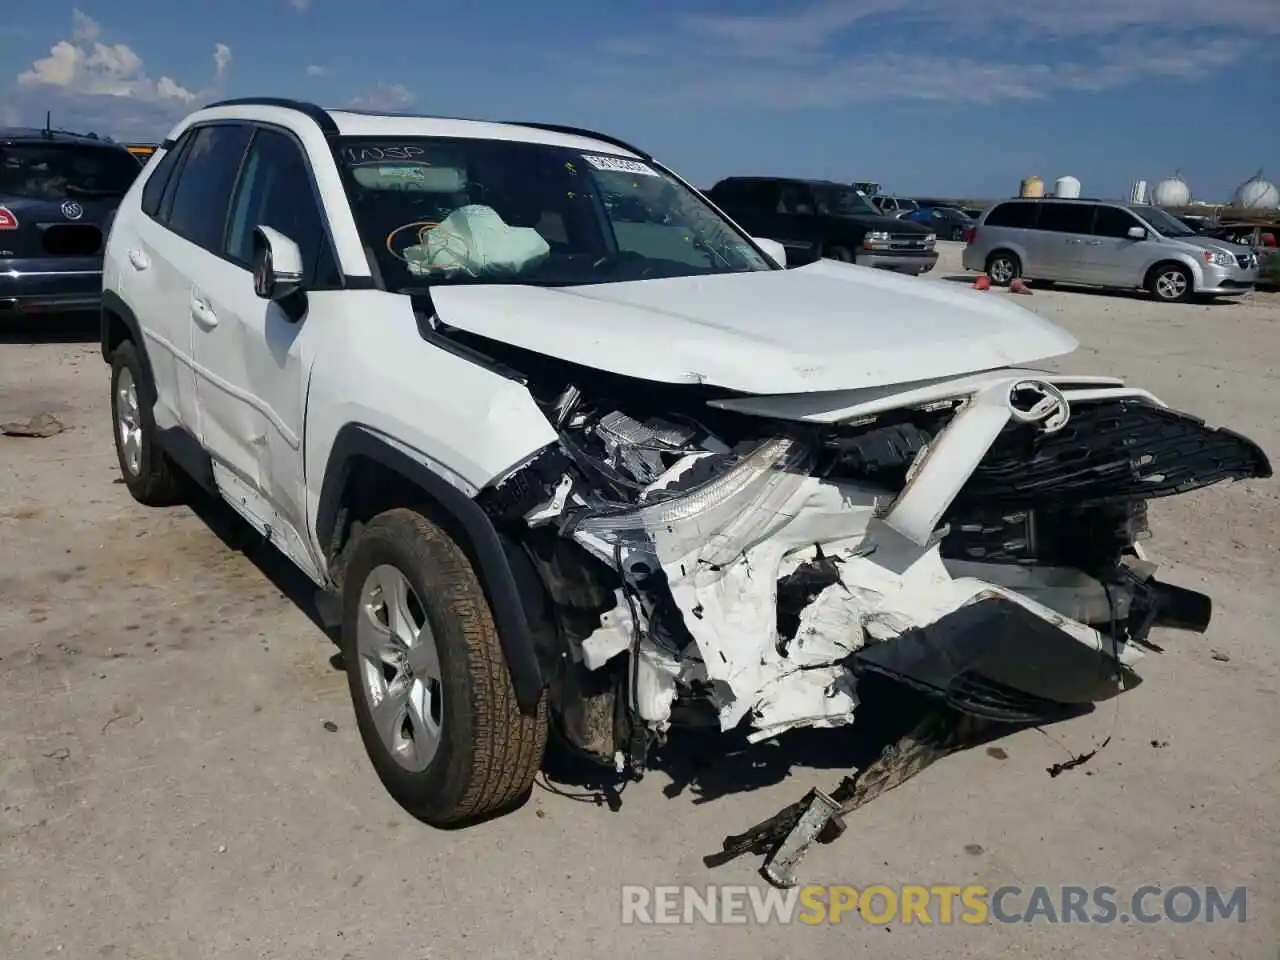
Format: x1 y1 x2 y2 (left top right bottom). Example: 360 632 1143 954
2 2 1276 200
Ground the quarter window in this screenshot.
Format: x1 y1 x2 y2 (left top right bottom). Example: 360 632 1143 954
140 132 192 217
165 124 253 251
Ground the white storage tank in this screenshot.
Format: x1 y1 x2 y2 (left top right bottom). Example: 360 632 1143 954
1129 179 1148 204
1053 175 1081 199
1233 171 1279 210
1152 172 1191 207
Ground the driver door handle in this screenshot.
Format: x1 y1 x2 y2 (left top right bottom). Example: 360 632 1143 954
190 294 218 329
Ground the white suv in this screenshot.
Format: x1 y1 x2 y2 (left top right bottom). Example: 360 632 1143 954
101 98 1270 829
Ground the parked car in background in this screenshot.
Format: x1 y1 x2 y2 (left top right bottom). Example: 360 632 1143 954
963 197 1258 303
1208 220 1280 287
1 126 142 316
123 142 159 164
961 206 987 220
872 195 918 217
708 176 938 274
1174 214 1216 233
902 205 976 241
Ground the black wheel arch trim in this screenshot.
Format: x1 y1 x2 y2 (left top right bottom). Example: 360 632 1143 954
316 424 545 715
100 291 157 400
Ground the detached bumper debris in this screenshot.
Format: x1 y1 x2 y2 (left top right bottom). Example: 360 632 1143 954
707 709 998 887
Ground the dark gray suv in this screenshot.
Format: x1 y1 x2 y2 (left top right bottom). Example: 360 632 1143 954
962 198 1259 302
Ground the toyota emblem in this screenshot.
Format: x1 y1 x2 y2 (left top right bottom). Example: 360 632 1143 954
61 201 84 220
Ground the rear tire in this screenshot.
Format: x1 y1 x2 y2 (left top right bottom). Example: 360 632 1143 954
110 340 186 506
985 251 1021 286
341 508 547 825
950 225 966 241
826 245 854 262
1147 262 1192 303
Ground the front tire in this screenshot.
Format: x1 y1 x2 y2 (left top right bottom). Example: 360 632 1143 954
341 508 547 825
110 340 186 506
825 245 854 262
1147 262 1192 303
985 251 1021 286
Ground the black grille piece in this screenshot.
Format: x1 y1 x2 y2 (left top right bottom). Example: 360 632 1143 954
952 399 1271 510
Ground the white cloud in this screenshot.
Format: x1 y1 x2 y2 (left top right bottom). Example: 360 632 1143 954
71 8 101 43
347 83 415 111
305 64 329 77
6 10 232 138
214 43 232 81
579 0 1276 109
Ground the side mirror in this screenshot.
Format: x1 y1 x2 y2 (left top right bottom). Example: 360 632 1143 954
1127 226 1147 240
252 226 306 301
752 236 788 267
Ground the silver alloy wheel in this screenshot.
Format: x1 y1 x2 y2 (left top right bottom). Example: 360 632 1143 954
1155 269 1188 301
357 564 443 772
116 367 143 477
989 256 1015 284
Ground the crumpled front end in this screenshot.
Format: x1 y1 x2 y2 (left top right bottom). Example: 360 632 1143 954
476 360 1271 763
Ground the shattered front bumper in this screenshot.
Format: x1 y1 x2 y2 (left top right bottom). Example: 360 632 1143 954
546 369 1270 742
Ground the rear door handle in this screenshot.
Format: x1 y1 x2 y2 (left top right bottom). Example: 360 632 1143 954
127 249 150 271
190 294 218 329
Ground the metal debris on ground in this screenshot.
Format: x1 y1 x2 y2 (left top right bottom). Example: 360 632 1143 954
1 413 64 438
705 709 997 888
1046 736 1111 778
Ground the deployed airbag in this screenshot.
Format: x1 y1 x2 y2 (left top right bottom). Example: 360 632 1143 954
405 204 550 278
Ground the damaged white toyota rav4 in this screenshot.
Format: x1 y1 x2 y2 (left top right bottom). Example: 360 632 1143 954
102 99 1270 850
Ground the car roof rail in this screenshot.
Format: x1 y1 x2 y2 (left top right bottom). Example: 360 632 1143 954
502 121 651 160
202 97 339 135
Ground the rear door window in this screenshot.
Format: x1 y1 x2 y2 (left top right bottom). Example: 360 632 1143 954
164 124 254 251
0 143 141 201
1037 202 1095 234
984 202 1037 228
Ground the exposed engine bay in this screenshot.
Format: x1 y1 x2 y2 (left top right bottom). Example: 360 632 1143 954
442 322 1272 772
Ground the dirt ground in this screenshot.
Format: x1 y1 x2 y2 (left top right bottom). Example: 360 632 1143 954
2 244 1277 959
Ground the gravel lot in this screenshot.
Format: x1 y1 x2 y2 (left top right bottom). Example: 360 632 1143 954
2 243 1277 959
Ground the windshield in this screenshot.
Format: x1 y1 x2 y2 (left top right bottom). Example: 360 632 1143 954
1129 205 1196 237
811 184 881 218
0 143 141 200
338 138 775 289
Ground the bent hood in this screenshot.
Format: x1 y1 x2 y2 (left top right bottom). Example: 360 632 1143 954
430 259 1078 395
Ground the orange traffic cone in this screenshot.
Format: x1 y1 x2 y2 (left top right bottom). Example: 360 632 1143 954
973 274 991 290
1009 278 1032 295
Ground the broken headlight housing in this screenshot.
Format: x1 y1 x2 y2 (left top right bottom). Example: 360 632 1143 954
571 437 814 565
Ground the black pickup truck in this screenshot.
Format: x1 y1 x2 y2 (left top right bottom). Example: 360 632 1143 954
706 176 939 275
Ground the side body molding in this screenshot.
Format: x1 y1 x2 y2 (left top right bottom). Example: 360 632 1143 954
315 424 545 715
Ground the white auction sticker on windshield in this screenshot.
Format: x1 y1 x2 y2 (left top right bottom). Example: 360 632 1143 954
581 154 659 177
